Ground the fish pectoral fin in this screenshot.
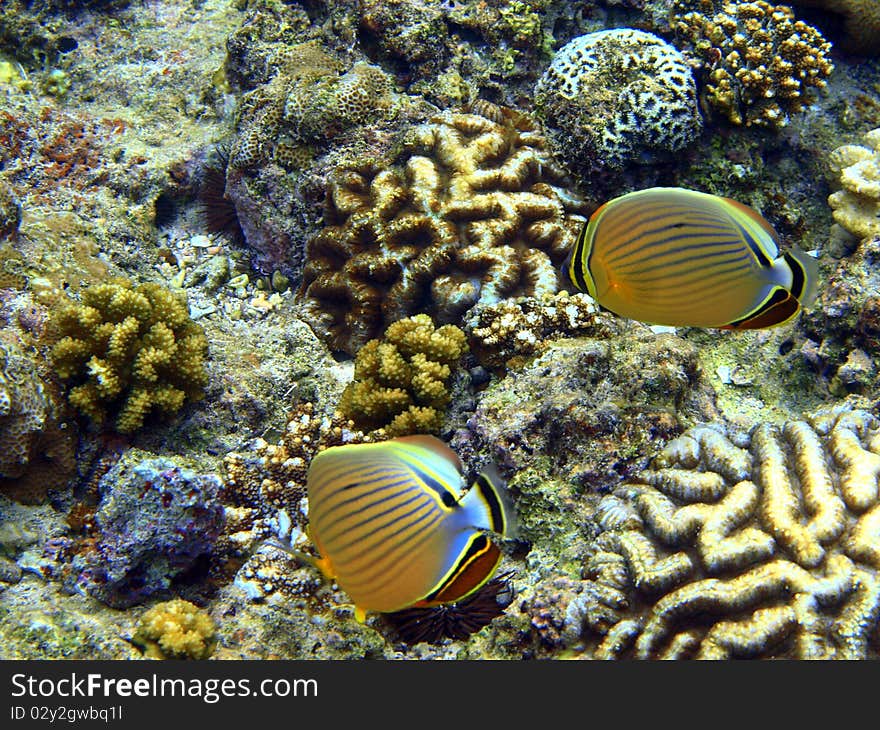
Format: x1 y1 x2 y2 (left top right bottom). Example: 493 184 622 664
314 554 337 580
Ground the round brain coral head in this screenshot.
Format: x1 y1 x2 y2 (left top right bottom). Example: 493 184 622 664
534 29 702 177
50 278 209 433
296 102 590 355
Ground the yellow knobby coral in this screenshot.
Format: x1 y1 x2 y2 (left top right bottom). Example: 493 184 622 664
579 404 880 659
133 599 217 660
827 128 880 244
791 0 880 56
50 279 208 433
337 313 467 438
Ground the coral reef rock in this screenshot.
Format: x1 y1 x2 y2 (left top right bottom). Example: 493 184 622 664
50 278 209 434
535 29 701 176
571 404 880 659
71 450 225 608
338 313 468 437
133 598 217 660
827 127 880 244
297 103 589 355
0 326 75 503
674 1 833 129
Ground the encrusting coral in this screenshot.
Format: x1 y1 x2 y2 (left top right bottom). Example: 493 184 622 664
297 101 589 355
827 128 880 244
133 599 217 660
571 404 880 659
49 278 209 433
463 291 621 370
534 29 701 176
674 1 833 129
338 313 468 438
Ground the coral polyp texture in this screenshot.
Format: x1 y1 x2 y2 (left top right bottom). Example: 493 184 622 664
674 1 833 129
229 46 393 171
791 0 880 56
133 599 217 660
575 405 880 659
534 29 701 176
827 128 880 244
296 103 588 355
49 279 209 433
338 313 468 438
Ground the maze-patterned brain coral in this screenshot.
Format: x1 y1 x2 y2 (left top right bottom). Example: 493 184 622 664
534 29 701 175
675 1 833 129
296 103 588 355
578 404 880 659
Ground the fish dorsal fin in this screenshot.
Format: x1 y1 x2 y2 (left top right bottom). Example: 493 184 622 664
392 434 463 473
721 196 781 260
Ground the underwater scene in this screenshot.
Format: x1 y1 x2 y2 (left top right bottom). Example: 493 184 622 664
0 0 879 661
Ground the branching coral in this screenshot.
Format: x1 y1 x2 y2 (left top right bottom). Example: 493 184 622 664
674 1 833 128
337 313 468 437
133 599 217 660
791 0 880 56
534 29 701 176
575 404 880 659
50 278 208 433
827 128 880 244
296 102 588 355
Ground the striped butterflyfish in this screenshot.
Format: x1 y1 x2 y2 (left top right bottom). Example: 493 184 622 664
306 435 516 622
565 187 819 329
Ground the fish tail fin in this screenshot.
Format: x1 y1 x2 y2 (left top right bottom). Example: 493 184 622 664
783 247 819 309
460 464 518 539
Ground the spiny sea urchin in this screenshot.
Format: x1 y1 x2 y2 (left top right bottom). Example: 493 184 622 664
198 145 245 247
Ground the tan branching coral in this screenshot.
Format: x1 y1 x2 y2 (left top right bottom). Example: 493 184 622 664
576 404 880 659
133 599 217 660
338 313 467 438
675 1 833 128
50 279 209 433
296 103 589 355
827 128 880 244
791 0 880 56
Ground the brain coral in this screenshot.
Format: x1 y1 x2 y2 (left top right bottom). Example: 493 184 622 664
338 313 468 438
827 128 880 244
534 29 701 176
296 102 589 355
50 279 208 433
572 404 880 659
791 0 880 56
674 1 833 129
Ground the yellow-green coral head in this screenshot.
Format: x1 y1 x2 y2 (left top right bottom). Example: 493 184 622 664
565 187 818 329
50 278 209 433
307 435 516 621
